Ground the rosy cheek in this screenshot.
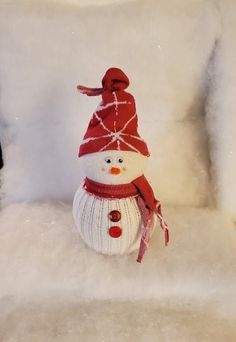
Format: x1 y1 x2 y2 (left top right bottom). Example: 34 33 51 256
122 167 127 172
101 167 106 172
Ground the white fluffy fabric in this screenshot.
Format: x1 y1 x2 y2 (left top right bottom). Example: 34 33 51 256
0 203 236 340
1 298 236 341
206 0 236 220
0 203 235 303
0 0 222 208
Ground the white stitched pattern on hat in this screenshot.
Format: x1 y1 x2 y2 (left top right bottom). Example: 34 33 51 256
81 103 143 153
99 136 117 152
113 92 119 117
119 112 137 133
93 112 111 133
82 134 112 145
112 92 118 145
121 133 145 142
96 100 131 112
117 136 140 153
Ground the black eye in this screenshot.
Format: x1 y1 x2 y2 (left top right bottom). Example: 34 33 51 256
118 158 123 163
105 157 112 164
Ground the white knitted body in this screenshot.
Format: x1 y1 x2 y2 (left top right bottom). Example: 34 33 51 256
73 151 156 255
73 183 146 255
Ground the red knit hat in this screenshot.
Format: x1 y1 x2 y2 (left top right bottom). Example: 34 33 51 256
77 67 150 157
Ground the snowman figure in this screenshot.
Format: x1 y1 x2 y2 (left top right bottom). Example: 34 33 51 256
73 68 169 262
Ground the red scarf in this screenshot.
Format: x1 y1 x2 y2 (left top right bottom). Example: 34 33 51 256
84 177 138 198
84 176 169 262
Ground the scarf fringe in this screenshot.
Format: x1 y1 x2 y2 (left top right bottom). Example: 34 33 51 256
136 198 169 263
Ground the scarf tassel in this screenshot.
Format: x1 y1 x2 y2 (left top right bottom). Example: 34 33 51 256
136 198 169 263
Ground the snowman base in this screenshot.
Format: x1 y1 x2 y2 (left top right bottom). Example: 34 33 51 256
73 183 156 256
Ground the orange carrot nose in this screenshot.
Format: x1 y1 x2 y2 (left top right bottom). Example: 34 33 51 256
110 167 121 175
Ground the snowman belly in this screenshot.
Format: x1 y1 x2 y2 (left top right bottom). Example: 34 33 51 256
73 184 142 255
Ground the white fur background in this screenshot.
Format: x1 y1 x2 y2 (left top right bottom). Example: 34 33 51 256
0 0 221 208
1 0 236 340
0 203 236 340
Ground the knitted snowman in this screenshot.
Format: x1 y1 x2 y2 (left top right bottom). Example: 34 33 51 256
73 68 169 262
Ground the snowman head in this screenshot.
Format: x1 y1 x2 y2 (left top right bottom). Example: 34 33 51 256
80 150 148 185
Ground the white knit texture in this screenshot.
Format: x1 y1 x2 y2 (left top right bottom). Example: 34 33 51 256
73 184 152 255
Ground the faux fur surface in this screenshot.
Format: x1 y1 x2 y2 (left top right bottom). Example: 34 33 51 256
0 203 235 303
0 203 236 340
0 0 221 208
1 298 236 342
206 0 236 219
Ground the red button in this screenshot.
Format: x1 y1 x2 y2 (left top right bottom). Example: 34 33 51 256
108 226 122 238
108 210 121 222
